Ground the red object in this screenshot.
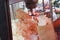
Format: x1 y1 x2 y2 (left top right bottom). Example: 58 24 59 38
53 18 60 28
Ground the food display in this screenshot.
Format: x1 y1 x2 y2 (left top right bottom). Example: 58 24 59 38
15 9 56 40
9 0 57 40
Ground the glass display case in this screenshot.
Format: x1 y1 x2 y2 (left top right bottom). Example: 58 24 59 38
6 0 57 40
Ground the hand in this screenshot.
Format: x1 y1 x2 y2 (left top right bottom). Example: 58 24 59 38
33 12 40 16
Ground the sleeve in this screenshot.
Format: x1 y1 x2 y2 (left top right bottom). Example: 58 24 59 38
53 12 58 21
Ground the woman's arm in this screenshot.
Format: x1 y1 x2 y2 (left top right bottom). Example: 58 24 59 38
54 8 60 13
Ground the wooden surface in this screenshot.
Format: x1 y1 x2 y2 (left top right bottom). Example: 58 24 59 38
37 21 57 40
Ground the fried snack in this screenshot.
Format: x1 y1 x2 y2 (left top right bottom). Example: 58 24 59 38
16 9 40 40
16 9 32 20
